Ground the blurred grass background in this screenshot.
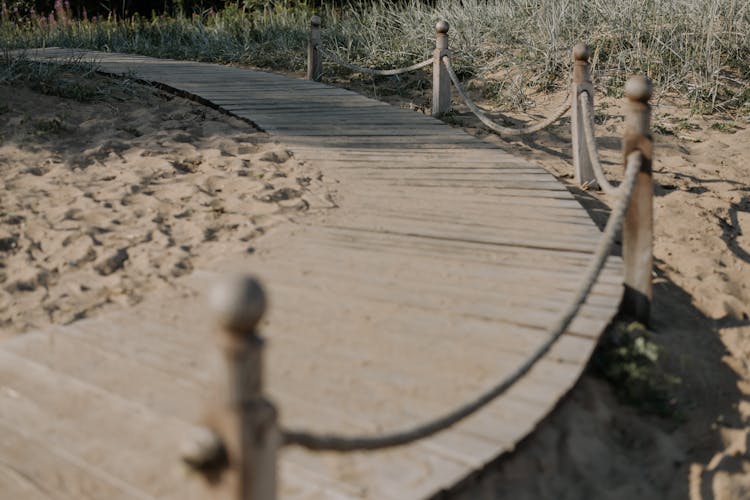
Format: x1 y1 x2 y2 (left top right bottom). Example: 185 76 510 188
1 0 748 113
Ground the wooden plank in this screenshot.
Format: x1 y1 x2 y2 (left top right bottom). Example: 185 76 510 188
0 350 199 499
341 187 585 209
3 326 207 419
331 202 596 226
264 128 471 138
0 421 140 500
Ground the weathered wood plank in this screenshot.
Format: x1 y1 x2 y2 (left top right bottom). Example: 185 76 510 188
0 421 139 500
0 350 197 499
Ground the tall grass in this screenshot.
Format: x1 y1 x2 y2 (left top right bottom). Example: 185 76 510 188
1 0 748 112
1 3 312 68
0 53 139 101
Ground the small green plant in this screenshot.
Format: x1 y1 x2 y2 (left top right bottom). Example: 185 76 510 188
709 121 741 133
32 116 67 135
33 77 98 100
674 118 700 131
592 321 681 416
652 122 673 135
1 55 102 100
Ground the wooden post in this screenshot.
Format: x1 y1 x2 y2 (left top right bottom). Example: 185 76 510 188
182 275 278 500
571 43 596 187
307 15 322 81
619 76 654 325
432 20 451 116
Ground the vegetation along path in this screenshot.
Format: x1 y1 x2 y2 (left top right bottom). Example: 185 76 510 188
0 48 625 499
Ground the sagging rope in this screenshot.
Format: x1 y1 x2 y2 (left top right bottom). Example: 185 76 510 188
579 91 619 195
317 45 434 77
282 150 643 452
442 55 570 137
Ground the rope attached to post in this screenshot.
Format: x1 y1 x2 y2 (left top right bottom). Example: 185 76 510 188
317 46 434 77
282 151 643 452
442 56 570 137
579 91 619 195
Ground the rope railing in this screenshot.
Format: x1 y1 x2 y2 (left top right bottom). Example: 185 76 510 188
281 150 640 452
307 17 572 127
443 55 571 138
311 22 625 200
579 90 619 195
180 72 655 498
309 21 632 199
316 45 434 77
176 16 656 498
306 15 434 82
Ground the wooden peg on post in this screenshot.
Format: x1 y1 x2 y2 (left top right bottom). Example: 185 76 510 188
432 20 451 116
307 15 322 81
183 275 279 500
620 76 654 325
571 43 596 187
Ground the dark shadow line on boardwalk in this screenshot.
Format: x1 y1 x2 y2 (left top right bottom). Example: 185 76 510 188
324 224 598 255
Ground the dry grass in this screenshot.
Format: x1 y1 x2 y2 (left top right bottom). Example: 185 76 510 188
1 0 748 112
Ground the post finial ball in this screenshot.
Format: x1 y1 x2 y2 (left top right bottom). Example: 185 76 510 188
435 20 449 34
210 274 267 336
572 43 590 62
625 75 653 103
310 15 321 27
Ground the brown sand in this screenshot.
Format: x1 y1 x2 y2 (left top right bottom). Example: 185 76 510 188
0 76 335 337
2 68 749 498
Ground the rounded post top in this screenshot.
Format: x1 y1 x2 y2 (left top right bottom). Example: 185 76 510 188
181 426 225 470
435 20 449 34
310 15 321 27
572 43 590 62
210 274 267 337
625 75 653 103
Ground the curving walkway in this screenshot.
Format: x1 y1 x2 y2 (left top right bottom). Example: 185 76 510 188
0 49 624 499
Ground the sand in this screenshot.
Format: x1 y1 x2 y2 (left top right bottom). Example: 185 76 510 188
2 68 749 498
0 76 334 337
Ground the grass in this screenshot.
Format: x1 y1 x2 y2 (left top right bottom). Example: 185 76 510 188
32 115 67 135
709 120 741 133
592 321 682 417
0 52 141 101
1 1 748 113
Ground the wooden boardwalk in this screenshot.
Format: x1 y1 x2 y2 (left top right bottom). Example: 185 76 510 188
0 49 624 499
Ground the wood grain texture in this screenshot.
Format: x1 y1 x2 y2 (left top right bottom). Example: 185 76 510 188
2 49 625 499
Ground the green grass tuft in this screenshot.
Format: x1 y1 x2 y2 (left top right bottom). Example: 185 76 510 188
593 321 682 417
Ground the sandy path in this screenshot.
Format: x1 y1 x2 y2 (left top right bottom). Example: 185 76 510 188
0 77 335 337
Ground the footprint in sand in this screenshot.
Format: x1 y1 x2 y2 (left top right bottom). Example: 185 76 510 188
0 76 334 335
259 149 292 164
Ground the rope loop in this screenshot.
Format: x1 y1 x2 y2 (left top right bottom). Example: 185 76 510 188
579 90 620 195
317 45 433 77
442 55 570 137
281 151 643 452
